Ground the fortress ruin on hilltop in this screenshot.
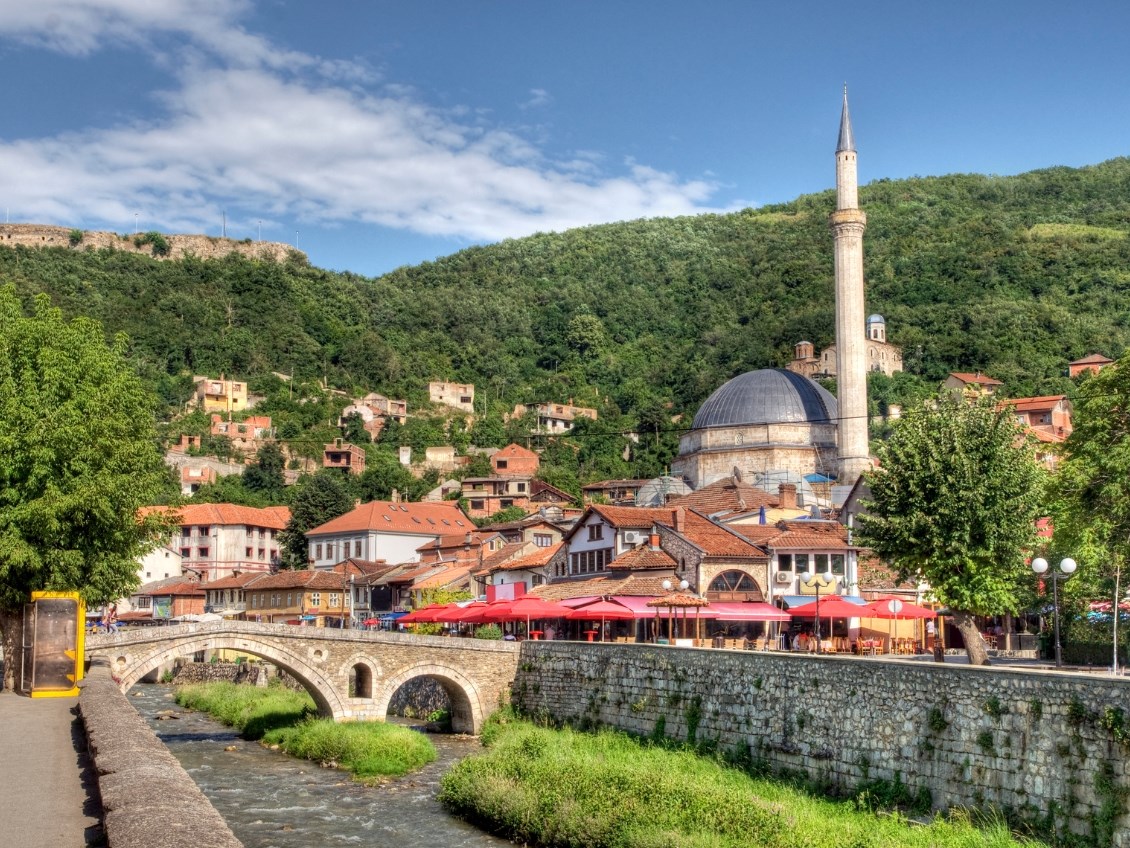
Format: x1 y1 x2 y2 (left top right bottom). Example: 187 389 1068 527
0 223 304 264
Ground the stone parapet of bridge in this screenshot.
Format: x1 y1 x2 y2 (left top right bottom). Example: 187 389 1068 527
87 621 519 734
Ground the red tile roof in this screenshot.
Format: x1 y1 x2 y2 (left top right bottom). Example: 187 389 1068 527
730 520 850 551
494 443 539 461
492 542 560 572
588 505 677 528
247 570 347 591
203 573 267 590
659 510 767 558
949 372 1003 386
412 565 474 591
999 395 1067 413
142 503 291 529
307 501 471 536
140 580 204 596
1069 353 1114 366
529 573 672 601
667 479 777 514
609 545 677 571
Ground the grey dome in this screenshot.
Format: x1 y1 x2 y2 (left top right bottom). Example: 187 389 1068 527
691 369 838 430
867 314 886 323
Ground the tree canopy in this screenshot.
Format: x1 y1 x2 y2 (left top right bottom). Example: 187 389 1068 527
278 471 355 568
0 288 171 689
856 394 1045 664
1048 356 1130 642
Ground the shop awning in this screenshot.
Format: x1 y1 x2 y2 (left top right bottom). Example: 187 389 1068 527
703 602 791 622
779 595 867 609
609 596 672 619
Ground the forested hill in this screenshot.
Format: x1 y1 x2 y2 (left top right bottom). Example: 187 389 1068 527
2 156 1129 424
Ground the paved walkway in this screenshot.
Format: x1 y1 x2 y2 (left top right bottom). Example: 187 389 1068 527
0 690 103 847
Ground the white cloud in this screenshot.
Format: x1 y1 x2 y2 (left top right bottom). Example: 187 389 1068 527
521 88 551 109
0 1 733 243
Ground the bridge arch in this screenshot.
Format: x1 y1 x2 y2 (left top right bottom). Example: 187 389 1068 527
100 633 346 718
373 661 486 734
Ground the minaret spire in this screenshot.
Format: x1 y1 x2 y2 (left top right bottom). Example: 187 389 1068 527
836 84 855 153
830 87 870 484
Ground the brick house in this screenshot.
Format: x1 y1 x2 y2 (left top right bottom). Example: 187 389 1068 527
194 375 249 414
323 438 366 475
943 372 1003 399
1068 353 1113 378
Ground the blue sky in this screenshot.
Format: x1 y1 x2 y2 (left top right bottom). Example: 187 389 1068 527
0 1 1127 277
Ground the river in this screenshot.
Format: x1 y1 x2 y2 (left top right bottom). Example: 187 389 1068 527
128 683 510 848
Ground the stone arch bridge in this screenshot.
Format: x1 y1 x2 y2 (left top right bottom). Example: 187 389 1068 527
86 621 520 733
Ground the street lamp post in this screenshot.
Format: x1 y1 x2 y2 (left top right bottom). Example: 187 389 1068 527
800 568 835 653
1032 556 1076 668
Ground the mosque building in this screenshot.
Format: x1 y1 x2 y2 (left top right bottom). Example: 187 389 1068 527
672 89 875 493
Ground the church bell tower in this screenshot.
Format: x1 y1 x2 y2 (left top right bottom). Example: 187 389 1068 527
830 87 870 484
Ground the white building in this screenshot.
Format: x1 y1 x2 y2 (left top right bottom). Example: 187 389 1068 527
305 500 474 568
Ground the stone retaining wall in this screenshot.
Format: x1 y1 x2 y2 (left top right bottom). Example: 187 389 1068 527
79 660 243 848
514 643 1130 844
172 661 270 687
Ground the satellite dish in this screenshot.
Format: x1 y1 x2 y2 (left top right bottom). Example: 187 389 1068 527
732 466 742 483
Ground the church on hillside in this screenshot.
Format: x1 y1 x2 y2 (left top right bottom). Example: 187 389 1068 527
786 313 902 379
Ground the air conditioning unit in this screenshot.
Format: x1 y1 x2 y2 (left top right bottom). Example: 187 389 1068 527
774 571 794 585
622 530 644 545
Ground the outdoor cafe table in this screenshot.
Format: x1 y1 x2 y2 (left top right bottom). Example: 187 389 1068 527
583 629 598 641
529 630 543 640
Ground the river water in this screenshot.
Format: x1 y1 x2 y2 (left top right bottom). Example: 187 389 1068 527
128 684 510 848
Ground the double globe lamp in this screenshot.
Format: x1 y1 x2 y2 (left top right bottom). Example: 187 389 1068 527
800 568 835 653
1031 556 1076 668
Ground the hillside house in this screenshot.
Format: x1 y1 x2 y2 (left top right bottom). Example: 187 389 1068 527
491 443 540 476
210 414 273 454
323 438 366 475
1000 395 1073 440
944 372 1003 399
1068 353 1114 378
510 401 598 433
203 572 267 618
429 381 475 414
194 375 249 413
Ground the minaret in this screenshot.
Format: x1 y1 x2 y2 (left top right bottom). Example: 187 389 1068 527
830 86 870 483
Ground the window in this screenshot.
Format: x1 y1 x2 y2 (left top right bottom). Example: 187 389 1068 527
182 527 191 538
136 596 151 609
534 534 552 547
777 554 792 572
246 525 254 536
198 547 209 558
310 592 321 607
258 548 266 560
329 593 340 608
145 571 151 578
199 526 210 537
831 553 845 575
315 544 323 560
496 460 508 470
501 499 513 508
246 547 253 557
471 499 485 511
286 593 292 607
587 524 604 541
180 547 191 558
516 482 526 493
354 540 362 557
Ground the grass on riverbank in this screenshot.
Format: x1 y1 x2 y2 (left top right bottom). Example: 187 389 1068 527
174 681 437 780
439 715 1041 848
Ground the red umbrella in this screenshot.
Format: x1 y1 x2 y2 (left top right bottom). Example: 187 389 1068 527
566 599 635 640
860 598 937 619
433 602 488 623
787 596 867 619
489 596 569 635
399 603 452 624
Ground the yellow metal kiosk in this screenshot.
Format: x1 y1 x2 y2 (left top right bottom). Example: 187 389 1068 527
20 591 85 697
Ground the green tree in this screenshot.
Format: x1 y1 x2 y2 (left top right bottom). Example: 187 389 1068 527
1049 358 1130 668
0 290 172 691
856 394 1045 665
243 442 286 497
278 472 355 568
340 412 372 445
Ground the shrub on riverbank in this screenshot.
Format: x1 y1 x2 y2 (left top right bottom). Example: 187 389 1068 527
439 717 1039 848
174 681 437 780
175 681 314 737
263 719 437 779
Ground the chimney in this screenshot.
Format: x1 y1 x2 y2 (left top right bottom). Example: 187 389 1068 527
778 483 797 510
649 532 660 550
675 507 685 533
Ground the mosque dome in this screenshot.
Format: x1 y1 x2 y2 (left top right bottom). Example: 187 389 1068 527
867 314 886 323
690 368 838 430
